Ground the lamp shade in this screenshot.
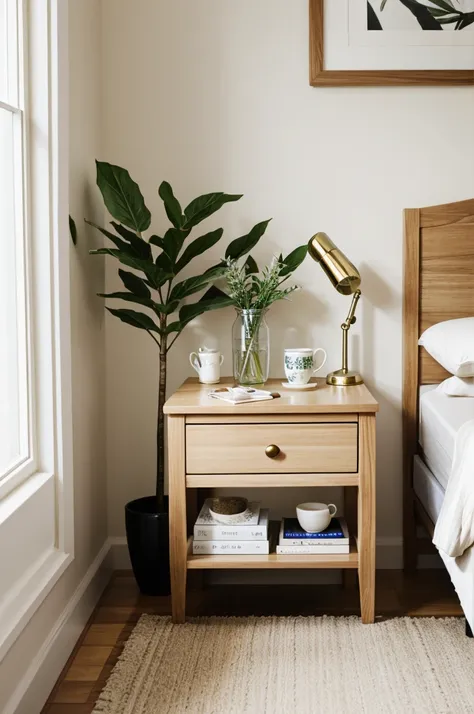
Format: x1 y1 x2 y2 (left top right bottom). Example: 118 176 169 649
308 232 361 296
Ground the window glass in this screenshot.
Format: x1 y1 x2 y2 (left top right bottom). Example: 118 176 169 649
0 107 22 477
0 0 6 101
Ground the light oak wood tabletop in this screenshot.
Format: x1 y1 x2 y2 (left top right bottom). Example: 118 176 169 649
164 377 379 415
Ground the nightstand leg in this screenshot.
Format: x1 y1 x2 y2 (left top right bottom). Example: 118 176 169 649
358 415 376 624
168 415 187 623
343 486 358 589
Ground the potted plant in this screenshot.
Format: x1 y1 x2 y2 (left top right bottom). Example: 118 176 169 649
87 161 307 594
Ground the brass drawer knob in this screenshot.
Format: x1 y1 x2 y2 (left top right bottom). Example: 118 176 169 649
265 444 281 459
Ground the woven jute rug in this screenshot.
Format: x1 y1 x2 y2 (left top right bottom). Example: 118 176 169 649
93 615 474 714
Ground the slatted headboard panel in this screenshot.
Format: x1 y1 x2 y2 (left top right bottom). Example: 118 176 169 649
420 217 474 383
403 198 474 568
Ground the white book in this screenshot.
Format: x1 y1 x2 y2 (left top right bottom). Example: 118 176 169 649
208 387 274 405
195 499 261 526
194 509 269 541
192 539 270 555
278 519 350 547
276 544 350 555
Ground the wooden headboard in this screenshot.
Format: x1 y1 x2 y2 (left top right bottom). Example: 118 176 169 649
402 198 474 568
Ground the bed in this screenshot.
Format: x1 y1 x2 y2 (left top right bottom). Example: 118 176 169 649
402 197 474 635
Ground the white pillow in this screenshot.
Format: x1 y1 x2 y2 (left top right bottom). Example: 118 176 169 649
437 376 474 397
418 317 474 377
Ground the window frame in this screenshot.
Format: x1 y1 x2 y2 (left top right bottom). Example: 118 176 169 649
0 0 73 662
0 0 73 561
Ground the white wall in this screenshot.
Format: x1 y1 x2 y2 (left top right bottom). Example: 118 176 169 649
101 0 474 561
1 3 108 711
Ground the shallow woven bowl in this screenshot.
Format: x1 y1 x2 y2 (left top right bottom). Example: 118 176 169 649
209 497 249 524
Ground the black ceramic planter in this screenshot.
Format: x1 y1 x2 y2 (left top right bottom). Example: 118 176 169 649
125 496 171 595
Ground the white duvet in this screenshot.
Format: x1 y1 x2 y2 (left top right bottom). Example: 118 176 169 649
433 419 474 558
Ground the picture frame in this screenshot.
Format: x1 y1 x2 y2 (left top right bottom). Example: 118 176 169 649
309 0 474 86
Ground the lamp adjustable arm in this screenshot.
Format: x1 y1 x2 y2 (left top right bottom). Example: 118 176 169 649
341 289 361 374
342 289 361 330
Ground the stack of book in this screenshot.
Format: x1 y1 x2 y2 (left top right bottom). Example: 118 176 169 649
276 517 350 554
192 500 270 555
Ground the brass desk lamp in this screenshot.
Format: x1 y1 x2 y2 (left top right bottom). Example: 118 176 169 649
308 233 363 387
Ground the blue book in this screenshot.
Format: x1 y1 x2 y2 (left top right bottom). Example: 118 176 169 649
281 517 349 545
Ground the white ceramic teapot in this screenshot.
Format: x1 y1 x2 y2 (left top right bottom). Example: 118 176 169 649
189 346 224 384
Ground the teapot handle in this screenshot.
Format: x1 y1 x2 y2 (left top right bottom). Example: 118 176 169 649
189 352 201 373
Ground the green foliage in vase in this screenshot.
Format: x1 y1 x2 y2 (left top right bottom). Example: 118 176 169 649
223 247 308 312
88 161 275 510
224 248 308 386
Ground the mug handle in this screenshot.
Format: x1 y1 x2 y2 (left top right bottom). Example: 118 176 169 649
328 504 337 517
219 354 224 366
189 352 201 373
312 348 327 374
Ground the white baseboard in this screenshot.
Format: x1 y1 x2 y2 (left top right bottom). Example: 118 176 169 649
106 536 132 570
5 539 112 714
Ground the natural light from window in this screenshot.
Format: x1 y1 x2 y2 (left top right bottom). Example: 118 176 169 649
0 0 29 482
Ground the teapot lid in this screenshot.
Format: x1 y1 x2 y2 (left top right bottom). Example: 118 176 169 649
198 345 218 353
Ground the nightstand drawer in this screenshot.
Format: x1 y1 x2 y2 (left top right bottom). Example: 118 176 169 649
185 423 358 474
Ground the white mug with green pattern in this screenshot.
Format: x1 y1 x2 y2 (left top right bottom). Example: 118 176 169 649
284 347 327 385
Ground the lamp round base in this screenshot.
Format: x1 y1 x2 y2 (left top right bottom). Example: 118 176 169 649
326 369 364 387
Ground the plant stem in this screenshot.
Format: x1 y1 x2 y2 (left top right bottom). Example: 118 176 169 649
166 330 181 353
240 312 262 378
156 315 167 512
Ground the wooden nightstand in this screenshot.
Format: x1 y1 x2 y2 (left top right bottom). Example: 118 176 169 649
164 378 378 624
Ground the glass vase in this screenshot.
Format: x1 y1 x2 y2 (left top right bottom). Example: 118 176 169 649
232 309 270 386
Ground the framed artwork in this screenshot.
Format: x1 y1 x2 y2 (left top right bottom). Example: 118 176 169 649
310 0 474 86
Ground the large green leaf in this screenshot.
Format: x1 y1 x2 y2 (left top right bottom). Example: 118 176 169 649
160 300 180 316
89 247 147 270
225 219 272 260
279 244 308 277
244 255 259 274
99 291 177 315
149 235 165 249
179 287 234 326
183 192 242 229
162 227 190 264
69 216 77 245
119 269 151 298
90 248 171 289
106 307 161 333
86 220 141 257
155 250 175 275
175 228 224 273
158 182 183 229
111 222 152 260
98 291 156 308
169 264 226 302
144 264 174 290
164 321 183 335
96 161 151 232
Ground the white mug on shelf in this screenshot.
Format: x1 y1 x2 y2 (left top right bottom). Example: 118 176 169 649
189 347 224 384
296 502 337 533
284 347 327 386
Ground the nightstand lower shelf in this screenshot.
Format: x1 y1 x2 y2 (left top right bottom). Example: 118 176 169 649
187 536 358 570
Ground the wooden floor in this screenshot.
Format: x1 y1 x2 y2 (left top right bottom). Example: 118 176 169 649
41 569 462 714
